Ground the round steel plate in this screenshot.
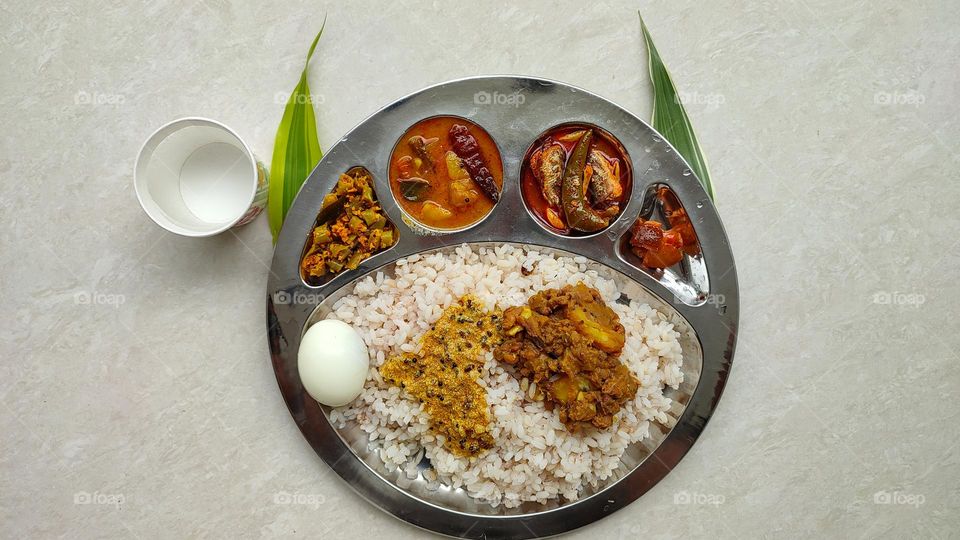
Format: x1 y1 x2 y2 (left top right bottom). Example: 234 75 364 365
267 76 738 539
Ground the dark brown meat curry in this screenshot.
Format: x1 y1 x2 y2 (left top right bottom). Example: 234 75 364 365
494 283 639 431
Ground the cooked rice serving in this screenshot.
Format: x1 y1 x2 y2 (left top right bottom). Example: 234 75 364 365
327 244 683 508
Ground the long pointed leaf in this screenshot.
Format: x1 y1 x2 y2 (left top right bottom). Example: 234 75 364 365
269 17 327 242
639 12 715 200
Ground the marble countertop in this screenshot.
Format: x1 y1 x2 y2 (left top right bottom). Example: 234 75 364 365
2 1 958 538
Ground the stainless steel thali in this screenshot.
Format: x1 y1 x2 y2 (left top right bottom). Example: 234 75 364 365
266 76 738 539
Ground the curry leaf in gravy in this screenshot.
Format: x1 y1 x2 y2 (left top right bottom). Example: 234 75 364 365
398 176 431 201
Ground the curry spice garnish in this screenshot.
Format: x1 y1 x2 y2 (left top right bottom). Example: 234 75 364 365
379 295 502 457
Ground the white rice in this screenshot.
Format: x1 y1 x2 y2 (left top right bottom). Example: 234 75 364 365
327 244 683 508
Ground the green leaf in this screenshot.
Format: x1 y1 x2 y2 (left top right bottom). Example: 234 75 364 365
639 12 715 200
268 17 327 242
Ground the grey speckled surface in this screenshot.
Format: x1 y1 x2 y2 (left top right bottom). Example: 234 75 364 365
2 1 959 538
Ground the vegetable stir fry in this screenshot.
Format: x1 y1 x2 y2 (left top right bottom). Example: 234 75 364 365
300 169 396 281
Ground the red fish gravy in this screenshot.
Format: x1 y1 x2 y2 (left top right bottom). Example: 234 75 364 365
521 124 632 235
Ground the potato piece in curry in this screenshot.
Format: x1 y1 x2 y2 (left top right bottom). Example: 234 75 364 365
494 283 638 431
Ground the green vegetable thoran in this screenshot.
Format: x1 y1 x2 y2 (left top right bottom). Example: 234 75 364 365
301 169 396 280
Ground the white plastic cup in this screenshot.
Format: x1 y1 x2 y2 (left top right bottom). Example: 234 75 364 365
134 117 268 237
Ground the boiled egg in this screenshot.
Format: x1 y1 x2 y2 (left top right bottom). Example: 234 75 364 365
298 319 369 407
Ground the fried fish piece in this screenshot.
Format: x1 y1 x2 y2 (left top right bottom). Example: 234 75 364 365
587 149 622 212
532 142 565 208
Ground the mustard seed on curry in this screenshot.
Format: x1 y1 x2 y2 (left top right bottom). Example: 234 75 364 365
379 295 502 457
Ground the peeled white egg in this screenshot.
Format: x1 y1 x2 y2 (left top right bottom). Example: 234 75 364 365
298 319 369 407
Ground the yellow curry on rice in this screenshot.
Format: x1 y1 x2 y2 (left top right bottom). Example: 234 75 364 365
379 295 502 457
